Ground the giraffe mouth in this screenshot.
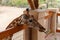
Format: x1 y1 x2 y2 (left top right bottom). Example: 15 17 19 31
39 27 46 32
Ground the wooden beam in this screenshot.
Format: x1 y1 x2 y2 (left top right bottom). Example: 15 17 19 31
44 11 54 19
43 11 60 19
44 13 53 19
57 13 60 16
56 29 60 32
0 25 27 39
56 13 60 32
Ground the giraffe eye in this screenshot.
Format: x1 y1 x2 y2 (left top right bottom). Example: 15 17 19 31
23 15 29 19
29 19 33 22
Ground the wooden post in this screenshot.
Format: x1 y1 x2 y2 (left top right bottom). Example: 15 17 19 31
24 10 38 40
38 10 46 40
49 11 57 40
46 9 57 40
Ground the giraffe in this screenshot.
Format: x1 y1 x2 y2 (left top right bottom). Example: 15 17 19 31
4 8 46 40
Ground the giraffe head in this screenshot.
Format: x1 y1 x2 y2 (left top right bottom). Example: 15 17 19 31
6 8 46 32
21 8 46 32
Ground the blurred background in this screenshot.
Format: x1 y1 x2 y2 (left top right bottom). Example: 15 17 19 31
0 0 60 8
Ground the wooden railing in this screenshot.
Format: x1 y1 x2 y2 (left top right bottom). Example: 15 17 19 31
43 11 60 32
45 11 60 32
44 11 60 19
57 13 60 16
56 29 60 32
44 12 53 19
0 24 27 39
56 13 60 32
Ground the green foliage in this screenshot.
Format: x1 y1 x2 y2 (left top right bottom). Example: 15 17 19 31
11 0 28 7
39 0 45 4
1 0 28 7
1 0 46 7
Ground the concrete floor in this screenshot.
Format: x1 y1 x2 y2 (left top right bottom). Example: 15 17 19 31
0 6 26 32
